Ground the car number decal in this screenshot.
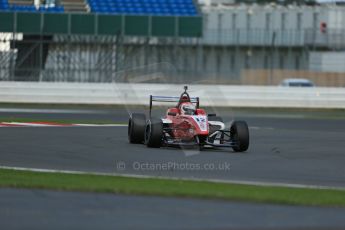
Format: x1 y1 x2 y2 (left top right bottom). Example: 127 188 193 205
192 116 207 131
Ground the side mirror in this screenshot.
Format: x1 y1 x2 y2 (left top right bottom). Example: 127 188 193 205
208 113 216 117
168 112 177 116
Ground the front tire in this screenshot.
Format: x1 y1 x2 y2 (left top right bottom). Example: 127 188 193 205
145 118 163 148
230 121 249 152
128 113 146 144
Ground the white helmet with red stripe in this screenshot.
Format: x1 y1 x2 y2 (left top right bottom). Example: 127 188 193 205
180 102 196 115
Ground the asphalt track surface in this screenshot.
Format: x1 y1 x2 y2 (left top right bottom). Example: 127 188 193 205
0 107 345 188
1 107 345 229
2 188 345 230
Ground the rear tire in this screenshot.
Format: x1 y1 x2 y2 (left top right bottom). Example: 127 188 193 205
128 113 146 144
145 118 163 148
230 121 249 152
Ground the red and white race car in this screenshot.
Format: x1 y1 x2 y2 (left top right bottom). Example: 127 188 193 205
128 86 249 152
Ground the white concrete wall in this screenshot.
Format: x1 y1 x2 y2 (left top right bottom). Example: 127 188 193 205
309 52 345 73
0 82 344 109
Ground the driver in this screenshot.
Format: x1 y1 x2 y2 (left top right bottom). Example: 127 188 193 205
180 102 196 115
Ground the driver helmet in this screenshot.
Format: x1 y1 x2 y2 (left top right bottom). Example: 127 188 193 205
180 102 196 115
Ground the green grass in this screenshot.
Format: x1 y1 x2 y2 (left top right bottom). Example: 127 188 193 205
1 168 345 207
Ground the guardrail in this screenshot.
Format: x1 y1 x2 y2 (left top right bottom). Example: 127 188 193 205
0 82 345 109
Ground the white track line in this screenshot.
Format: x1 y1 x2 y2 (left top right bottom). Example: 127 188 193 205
1 122 64 127
74 124 127 127
0 108 107 114
1 165 344 191
0 122 127 127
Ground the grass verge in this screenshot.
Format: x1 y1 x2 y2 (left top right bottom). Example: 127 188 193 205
1 168 345 207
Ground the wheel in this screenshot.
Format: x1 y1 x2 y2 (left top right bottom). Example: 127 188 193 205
208 116 223 122
197 135 207 151
230 121 249 152
197 135 207 144
128 113 146 144
145 118 163 148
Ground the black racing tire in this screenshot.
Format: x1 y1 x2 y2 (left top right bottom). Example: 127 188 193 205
128 113 146 144
145 118 163 148
230 121 249 152
208 116 223 122
197 135 207 144
197 135 208 151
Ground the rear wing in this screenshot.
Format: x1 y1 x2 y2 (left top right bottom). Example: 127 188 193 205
149 95 199 117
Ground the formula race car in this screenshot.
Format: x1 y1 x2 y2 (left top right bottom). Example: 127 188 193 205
128 86 249 152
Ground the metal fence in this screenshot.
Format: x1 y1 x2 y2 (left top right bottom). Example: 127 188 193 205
200 29 345 49
1 30 345 86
